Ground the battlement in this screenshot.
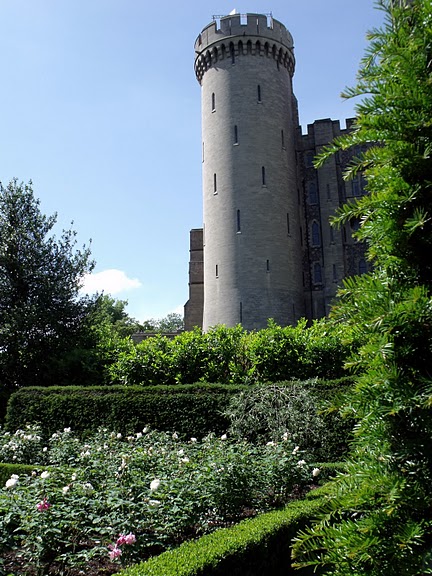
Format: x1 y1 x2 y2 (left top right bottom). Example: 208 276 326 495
194 13 295 84
195 13 294 52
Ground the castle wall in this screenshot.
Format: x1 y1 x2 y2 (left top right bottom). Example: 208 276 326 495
299 118 369 320
184 228 204 331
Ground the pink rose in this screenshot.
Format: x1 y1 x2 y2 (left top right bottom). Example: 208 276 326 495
36 497 51 511
108 545 122 560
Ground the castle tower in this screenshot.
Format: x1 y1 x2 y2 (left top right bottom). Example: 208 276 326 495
194 13 305 330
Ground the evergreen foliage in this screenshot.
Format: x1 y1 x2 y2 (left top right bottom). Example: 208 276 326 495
292 1 432 573
0 180 95 389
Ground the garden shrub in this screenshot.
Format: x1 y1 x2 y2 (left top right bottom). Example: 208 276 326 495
0 426 320 574
224 379 354 462
109 321 358 387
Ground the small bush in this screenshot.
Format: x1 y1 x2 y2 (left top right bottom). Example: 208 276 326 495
224 379 354 461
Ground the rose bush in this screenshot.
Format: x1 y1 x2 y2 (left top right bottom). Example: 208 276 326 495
0 425 317 574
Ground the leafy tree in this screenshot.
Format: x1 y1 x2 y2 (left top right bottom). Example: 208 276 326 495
0 179 95 388
90 295 143 339
156 312 184 332
140 312 184 333
293 1 432 574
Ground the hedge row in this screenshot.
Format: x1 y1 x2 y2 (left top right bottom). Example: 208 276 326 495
116 490 329 576
4 379 353 438
110 321 359 386
4 384 244 438
0 462 39 488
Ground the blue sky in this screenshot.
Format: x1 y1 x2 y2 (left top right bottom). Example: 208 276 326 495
0 1 384 322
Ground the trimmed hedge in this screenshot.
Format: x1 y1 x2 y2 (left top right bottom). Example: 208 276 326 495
4 384 247 438
116 492 328 576
4 379 354 439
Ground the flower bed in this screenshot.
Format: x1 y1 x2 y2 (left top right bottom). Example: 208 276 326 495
0 425 319 575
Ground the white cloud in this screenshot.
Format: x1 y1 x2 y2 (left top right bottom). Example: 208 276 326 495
81 269 142 295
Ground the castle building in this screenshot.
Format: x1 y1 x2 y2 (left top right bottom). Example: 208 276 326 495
184 13 369 331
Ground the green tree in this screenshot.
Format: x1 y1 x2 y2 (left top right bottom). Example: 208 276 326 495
90 295 143 338
156 312 184 332
0 179 95 388
140 312 184 333
293 1 432 573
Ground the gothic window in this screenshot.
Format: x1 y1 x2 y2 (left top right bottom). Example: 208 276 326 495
312 222 321 246
305 152 314 168
262 166 266 186
266 259 270 272
215 264 219 278
234 125 238 144
213 173 217 194
308 182 318 204
313 263 322 284
212 92 216 112
281 129 285 149
352 173 366 197
236 209 241 233
257 84 262 102
352 176 360 197
287 212 290 235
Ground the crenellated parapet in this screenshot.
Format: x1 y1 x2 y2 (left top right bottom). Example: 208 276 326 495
194 13 295 84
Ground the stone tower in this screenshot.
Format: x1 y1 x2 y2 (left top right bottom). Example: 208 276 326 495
194 13 305 331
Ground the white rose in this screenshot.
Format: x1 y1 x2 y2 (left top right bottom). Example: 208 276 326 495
41 471 50 479
5 476 18 488
220 434 227 441
312 467 320 477
150 478 161 492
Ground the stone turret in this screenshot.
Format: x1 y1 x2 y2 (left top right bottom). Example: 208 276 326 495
195 13 305 330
